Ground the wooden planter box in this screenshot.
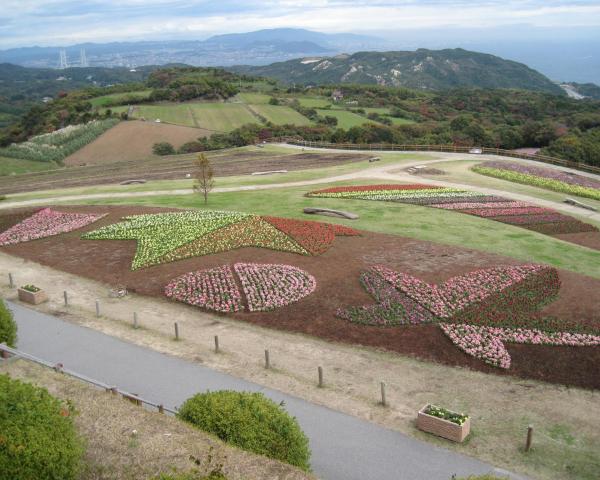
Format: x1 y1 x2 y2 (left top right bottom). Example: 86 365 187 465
18 287 48 305
417 405 470 442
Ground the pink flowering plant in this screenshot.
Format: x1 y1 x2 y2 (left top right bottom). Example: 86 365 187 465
235 263 316 312
440 323 600 369
165 263 316 313
0 208 107 246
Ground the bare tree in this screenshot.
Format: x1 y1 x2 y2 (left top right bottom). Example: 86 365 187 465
194 153 214 204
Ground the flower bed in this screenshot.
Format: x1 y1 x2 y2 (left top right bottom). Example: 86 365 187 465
164 266 243 313
440 323 600 369
84 211 359 269
165 263 316 313
524 221 600 235
235 263 316 312
472 163 600 201
0 208 106 246
338 264 560 329
306 184 598 235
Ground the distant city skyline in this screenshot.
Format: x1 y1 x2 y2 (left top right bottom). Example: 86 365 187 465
2 1 600 49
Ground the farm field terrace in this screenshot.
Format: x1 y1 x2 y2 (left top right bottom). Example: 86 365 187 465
1 204 599 390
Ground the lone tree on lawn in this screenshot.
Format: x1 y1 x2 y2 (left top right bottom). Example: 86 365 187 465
194 153 214 204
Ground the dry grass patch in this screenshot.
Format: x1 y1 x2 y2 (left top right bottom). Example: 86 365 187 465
0 359 312 480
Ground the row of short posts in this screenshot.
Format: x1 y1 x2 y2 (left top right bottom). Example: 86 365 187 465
7 275 538 448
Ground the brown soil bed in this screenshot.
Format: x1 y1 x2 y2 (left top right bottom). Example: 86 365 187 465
553 231 600 251
0 151 368 195
64 120 211 166
1 205 599 389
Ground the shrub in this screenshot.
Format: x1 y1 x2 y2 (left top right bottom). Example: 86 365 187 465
153 142 176 155
0 298 16 347
0 375 84 480
177 391 310 471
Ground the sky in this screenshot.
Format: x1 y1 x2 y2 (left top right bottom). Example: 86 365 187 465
1 0 600 49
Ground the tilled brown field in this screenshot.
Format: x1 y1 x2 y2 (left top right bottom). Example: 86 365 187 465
1 205 599 389
0 150 369 195
65 120 211 166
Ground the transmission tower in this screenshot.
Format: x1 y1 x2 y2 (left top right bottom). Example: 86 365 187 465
79 48 88 67
59 49 68 69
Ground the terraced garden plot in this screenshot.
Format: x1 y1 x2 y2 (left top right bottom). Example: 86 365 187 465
315 109 376 129
130 104 196 126
296 97 332 108
1 204 598 389
250 104 312 126
188 103 258 131
236 92 272 104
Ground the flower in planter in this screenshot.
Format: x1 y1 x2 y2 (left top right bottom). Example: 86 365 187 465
21 284 41 293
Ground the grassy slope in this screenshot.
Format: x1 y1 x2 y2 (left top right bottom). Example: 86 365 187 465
132 104 196 126
189 103 257 131
251 104 312 126
315 109 375 129
0 156 59 175
77 180 600 279
89 90 152 107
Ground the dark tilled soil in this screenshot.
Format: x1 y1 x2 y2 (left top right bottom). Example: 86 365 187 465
554 231 600 251
1 205 599 389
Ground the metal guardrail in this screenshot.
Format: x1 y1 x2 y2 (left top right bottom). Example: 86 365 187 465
275 139 600 175
0 343 176 415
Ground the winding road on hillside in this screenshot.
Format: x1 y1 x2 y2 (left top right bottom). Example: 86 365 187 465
1 148 599 224
7 301 524 480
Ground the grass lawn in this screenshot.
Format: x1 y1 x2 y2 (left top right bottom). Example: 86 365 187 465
296 97 333 108
315 109 375 129
188 103 258 131
236 92 272 104
90 90 152 107
131 104 196 127
77 180 600 279
250 104 312 126
0 156 59 176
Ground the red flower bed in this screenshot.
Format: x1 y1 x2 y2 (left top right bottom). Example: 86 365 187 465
263 216 360 255
310 184 442 194
492 213 580 225
523 221 599 234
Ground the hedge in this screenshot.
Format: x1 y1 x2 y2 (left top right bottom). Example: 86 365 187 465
0 375 84 480
177 390 310 471
0 298 16 347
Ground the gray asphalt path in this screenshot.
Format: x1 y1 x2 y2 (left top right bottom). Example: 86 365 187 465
8 301 520 480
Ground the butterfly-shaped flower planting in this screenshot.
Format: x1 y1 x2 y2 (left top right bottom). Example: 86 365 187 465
165 263 316 312
83 210 359 269
0 208 107 246
336 264 597 368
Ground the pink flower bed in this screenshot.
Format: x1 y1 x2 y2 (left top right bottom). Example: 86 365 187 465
235 263 316 312
459 207 551 217
0 208 107 246
164 266 243 313
371 264 551 319
440 323 600 369
165 263 316 313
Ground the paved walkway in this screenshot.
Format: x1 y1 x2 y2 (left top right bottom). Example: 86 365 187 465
8 301 523 480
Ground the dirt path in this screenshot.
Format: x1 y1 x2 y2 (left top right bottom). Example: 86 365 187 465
1 251 598 480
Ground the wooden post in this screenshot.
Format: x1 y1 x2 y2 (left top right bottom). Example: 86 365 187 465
8 273 14 288
525 425 533 452
318 366 324 388
214 335 219 353
133 312 138 329
95 300 100 317
63 291 68 306
174 322 179 340
158 404 164 414
264 349 270 369
380 381 387 407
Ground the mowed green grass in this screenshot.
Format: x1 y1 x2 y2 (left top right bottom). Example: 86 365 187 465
131 104 196 127
236 92 272 104
251 104 312 126
78 182 600 279
0 157 59 176
188 103 257 131
316 109 375 129
297 97 333 108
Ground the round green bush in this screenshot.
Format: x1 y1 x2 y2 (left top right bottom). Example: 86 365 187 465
177 391 310 471
0 298 16 347
0 375 84 480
